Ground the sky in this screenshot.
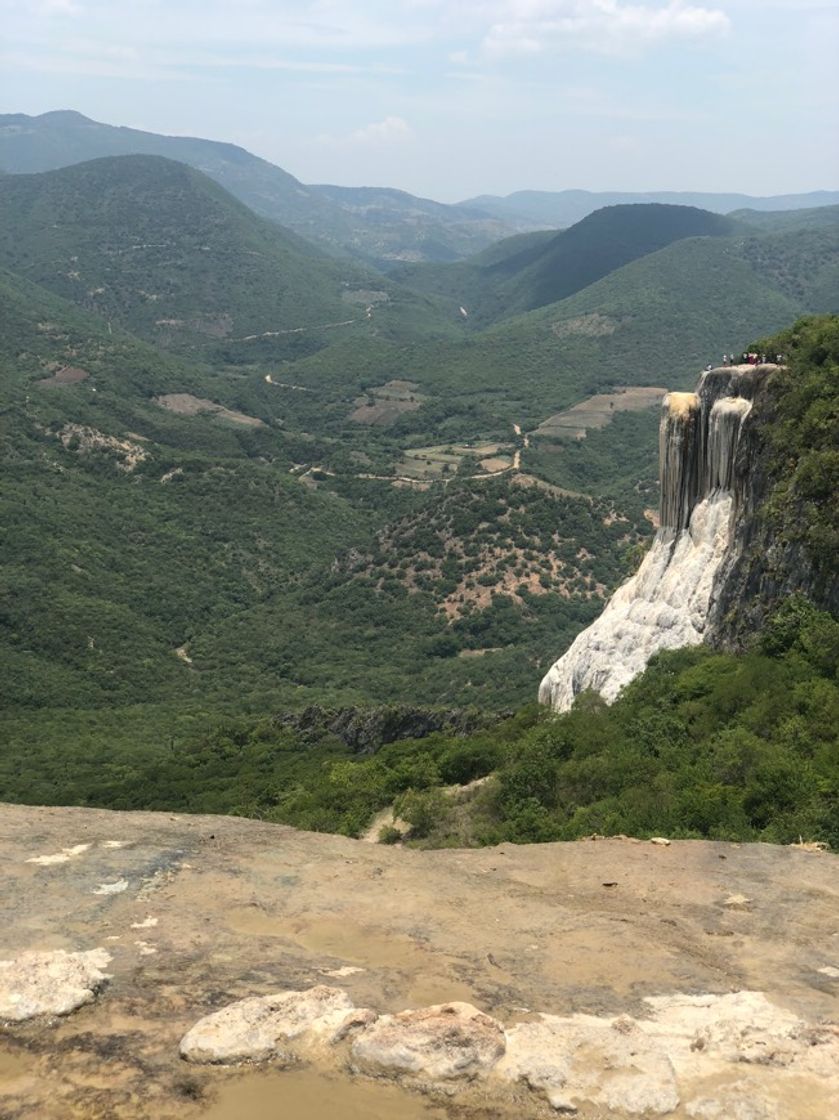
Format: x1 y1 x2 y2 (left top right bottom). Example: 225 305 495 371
1 0 837 201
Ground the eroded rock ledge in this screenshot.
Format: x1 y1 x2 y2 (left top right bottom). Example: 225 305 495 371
174 984 839 1116
1 803 837 1119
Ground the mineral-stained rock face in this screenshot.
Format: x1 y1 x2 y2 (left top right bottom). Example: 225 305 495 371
351 1001 506 1080
0 948 111 1021
179 985 366 1063
540 365 769 711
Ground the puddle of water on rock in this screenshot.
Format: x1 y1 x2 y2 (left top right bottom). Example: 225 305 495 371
196 1068 448 1120
228 912 477 1007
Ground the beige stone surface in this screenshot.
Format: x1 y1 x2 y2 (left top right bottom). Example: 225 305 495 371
0 803 837 1118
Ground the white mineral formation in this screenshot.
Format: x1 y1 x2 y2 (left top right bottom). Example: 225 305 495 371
498 1012 679 1114
350 1001 506 1080
497 990 839 1116
0 948 111 1021
540 366 758 711
179 985 374 1064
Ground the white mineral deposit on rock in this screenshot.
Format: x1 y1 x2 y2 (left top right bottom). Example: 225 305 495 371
540 367 761 711
179 985 370 1064
25 843 91 865
498 1012 679 1114
351 1001 506 1080
496 989 839 1116
92 878 129 895
0 948 111 1021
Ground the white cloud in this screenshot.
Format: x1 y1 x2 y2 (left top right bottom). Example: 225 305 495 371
480 1 731 57
348 115 413 143
316 116 413 147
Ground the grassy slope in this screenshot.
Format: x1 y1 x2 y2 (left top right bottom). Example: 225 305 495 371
0 155 459 365
0 265 642 734
0 268 380 711
296 228 815 435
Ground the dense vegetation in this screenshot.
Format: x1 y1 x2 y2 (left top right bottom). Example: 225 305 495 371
0 138 836 852
0 155 457 365
757 314 839 599
3 600 835 850
393 204 737 327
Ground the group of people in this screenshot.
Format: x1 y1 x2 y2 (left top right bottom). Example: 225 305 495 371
720 352 784 366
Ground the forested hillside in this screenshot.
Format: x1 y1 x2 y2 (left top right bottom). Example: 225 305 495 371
0 146 836 830
0 111 514 264
0 155 457 364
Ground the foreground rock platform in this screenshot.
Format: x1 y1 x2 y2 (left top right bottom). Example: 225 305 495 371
0 802 837 1118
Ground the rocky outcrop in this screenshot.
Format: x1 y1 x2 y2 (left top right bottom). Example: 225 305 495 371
499 1011 679 1113
540 365 772 710
271 703 502 754
0 948 111 1021
706 370 839 645
3 803 838 1119
179 986 372 1063
497 990 839 1116
350 1001 505 1081
175 984 839 1116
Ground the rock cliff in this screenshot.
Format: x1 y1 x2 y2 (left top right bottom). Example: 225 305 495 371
540 364 772 710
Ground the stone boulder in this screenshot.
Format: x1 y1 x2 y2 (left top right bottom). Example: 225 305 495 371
499 1012 679 1114
351 1001 505 1081
0 948 111 1022
179 984 373 1064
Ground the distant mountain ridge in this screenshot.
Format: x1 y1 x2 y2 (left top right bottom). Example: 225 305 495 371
463 188 839 229
0 111 514 265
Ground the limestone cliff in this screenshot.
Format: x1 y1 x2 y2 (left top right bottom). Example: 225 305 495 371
539 364 774 710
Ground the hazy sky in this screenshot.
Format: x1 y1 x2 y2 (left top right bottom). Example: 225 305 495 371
2 0 837 201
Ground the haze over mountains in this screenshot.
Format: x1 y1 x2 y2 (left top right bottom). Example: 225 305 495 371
2 110 838 268
465 188 839 231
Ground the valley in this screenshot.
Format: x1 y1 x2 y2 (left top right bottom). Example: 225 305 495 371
0 94 837 1120
0 135 837 796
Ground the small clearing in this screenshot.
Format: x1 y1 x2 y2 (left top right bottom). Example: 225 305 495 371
350 380 425 426
35 366 89 389
155 313 232 338
396 442 514 481
154 394 266 428
551 312 622 339
341 289 390 306
535 386 667 441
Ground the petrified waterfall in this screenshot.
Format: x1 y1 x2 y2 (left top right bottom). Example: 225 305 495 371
539 365 763 711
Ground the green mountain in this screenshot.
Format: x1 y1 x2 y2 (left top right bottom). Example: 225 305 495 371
463 187 839 228
0 154 457 364
1 145 837 787
0 110 514 263
295 214 838 430
305 183 513 266
391 204 737 326
0 115 837 855
729 204 839 232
